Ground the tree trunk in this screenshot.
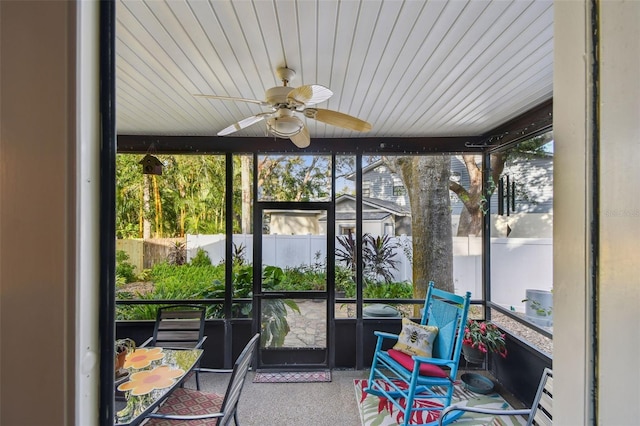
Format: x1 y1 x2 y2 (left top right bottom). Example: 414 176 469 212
453 154 506 237
396 156 454 296
152 175 162 237
241 155 251 234
142 174 151 239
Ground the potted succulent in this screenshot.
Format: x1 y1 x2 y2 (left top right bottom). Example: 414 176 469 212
115 338 136 373
461 319 507 364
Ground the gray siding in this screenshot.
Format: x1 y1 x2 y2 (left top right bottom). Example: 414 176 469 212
362 156 552 217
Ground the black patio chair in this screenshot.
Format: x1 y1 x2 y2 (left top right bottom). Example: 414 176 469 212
145 333 260 426
140 305 207 389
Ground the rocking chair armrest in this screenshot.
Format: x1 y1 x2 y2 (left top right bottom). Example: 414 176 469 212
438 404 532 426
373 331 399 341
412 355 453 367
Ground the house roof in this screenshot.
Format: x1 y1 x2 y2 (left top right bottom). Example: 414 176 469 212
336 194 411 216
334 211 392 222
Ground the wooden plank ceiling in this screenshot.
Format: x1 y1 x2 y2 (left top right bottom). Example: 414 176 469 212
116 0 553 145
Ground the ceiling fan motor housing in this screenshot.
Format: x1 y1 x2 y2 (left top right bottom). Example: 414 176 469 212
265 86 294 106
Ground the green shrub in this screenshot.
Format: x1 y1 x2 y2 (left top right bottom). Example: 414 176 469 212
137 268 152 282
363 281 413 299
116 303 165 321
115 259 414 322
190 248 212 267
262 265 285 289
195 264 254 318
335 265 356 297
150 262 223 296
116 250 137 284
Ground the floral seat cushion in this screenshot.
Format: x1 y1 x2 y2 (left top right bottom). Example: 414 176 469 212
145 387 224 426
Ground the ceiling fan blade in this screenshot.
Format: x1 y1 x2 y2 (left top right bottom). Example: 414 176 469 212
303 108 372 132
287 85 333 106
217 114 268 136
289 125 310 148
194 94 268 106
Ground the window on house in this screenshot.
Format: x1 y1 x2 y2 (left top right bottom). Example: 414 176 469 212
339 226 355 235
393 185 406 196
362 183 370 197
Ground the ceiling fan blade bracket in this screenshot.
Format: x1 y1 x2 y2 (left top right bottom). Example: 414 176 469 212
302 108 318 119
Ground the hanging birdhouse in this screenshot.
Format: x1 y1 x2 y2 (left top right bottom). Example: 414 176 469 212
139 154 163 175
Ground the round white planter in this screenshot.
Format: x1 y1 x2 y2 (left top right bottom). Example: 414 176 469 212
524 289 553 327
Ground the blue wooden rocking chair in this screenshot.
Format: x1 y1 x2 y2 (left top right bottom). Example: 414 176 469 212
365 282 471 426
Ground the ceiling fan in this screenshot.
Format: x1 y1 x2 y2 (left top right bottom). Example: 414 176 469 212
195 67 372 148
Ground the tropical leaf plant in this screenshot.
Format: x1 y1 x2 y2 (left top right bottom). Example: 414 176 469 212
363 234 399 283
167 241 187 265
336 232 400 283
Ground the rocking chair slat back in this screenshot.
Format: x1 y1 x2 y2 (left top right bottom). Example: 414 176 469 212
366 282 472 426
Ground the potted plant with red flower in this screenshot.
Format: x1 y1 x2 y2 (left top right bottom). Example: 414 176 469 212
462 319 507 364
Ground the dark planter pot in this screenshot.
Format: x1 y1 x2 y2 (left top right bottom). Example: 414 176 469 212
462 345 486 364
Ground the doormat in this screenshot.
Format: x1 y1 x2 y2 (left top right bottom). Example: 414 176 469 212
354 379 526 425
253 370 332 383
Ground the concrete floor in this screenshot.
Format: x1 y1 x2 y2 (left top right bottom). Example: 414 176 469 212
198 369 366 426
195 368 525 426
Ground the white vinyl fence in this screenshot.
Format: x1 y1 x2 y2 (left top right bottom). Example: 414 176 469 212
186 234 552 314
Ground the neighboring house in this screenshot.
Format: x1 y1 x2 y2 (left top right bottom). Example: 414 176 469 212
342 159 471 236
358 161 411 208
264 209 321 235
489 154 554 238
266 155 553 238
350 156 554 238
318 195 412 236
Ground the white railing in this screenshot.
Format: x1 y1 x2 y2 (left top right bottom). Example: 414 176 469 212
186 234 552 314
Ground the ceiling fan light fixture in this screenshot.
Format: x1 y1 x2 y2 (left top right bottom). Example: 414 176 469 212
266 115 304 138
